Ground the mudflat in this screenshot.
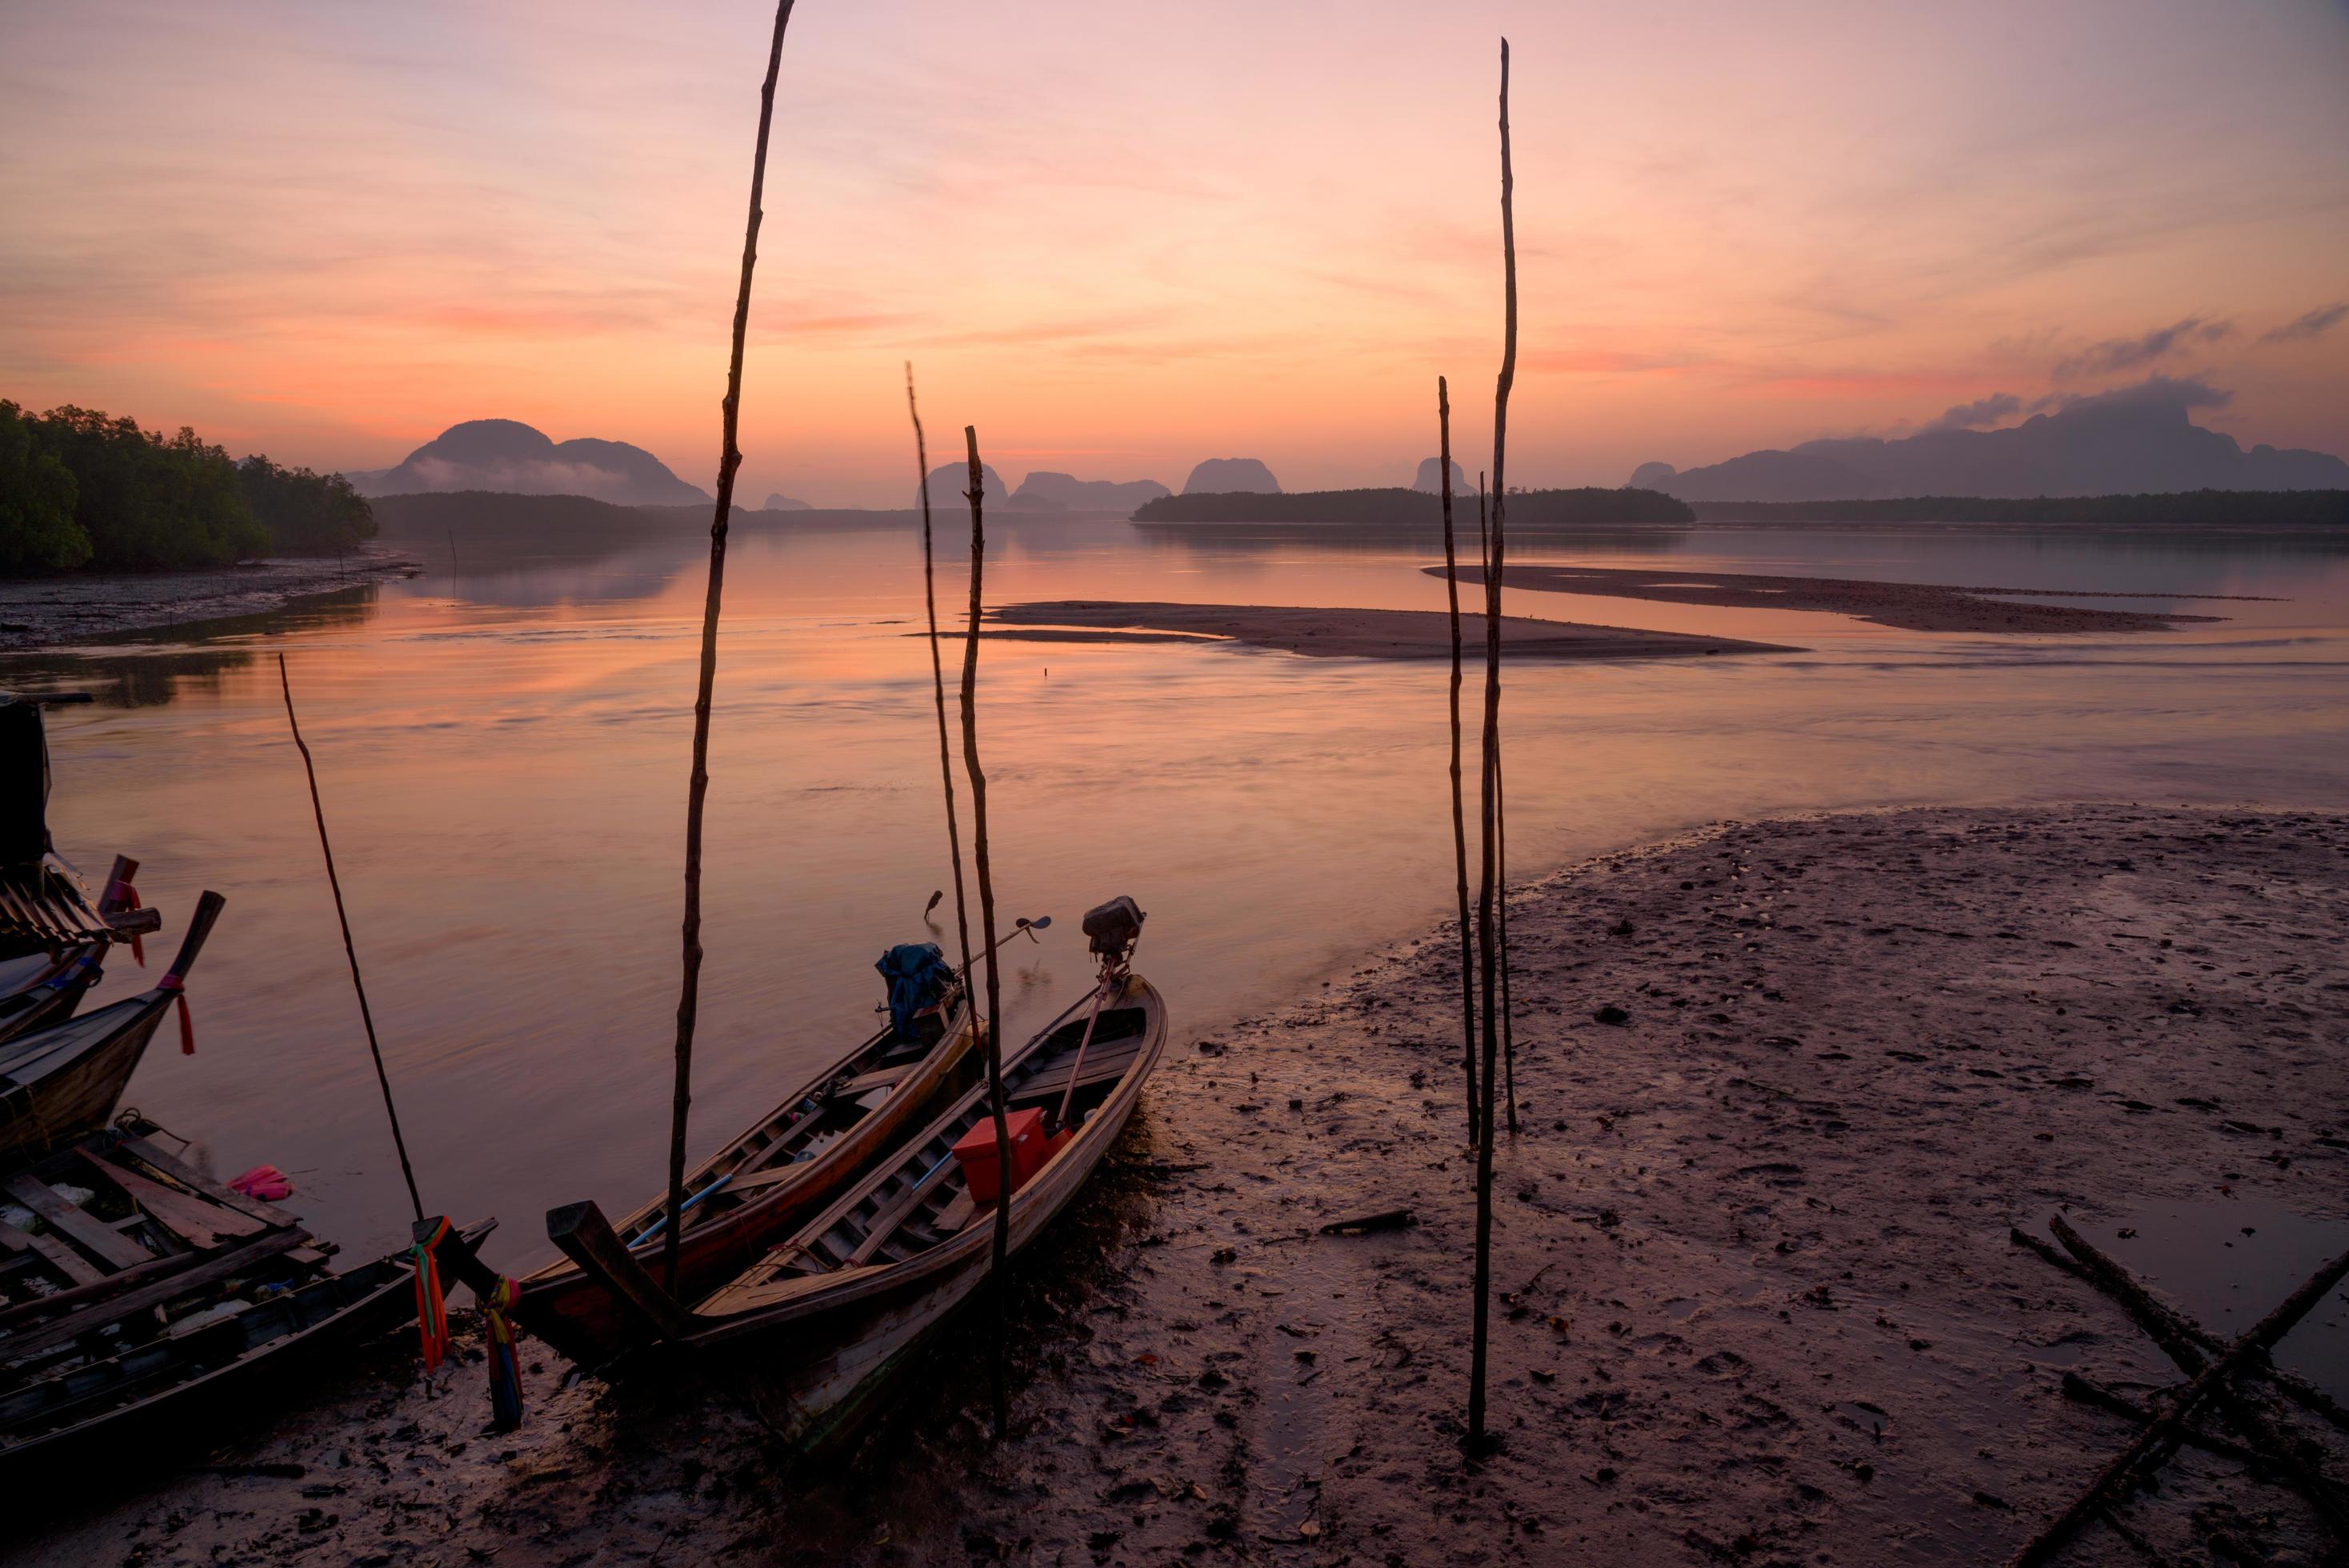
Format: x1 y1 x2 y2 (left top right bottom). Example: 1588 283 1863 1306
1435 562 2263 633
20 806 2347 1566
0 551 419 651
984 598 1803 660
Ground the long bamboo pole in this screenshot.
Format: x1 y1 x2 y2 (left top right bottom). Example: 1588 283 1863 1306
277 654 423 1223
906 366 975 988
1439 377 1478 1144
661 0 797 1294
958 425 1015 1443
1467 34 1518 1456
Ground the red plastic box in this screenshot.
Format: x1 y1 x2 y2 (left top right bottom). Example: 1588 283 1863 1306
951 1107 1049 1204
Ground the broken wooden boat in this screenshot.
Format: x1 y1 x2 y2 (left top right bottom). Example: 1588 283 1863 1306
0 698 166 1046
550 898 1164 1451
0 890 222 1170
521 979 982 1366
0 1124 493 1474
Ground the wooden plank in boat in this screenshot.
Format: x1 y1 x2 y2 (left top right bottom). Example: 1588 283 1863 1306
0 1225 310 1362
2 1174 151 1271
106 1138 284 1226
0 1218 106 1287
75 1152 263 1251
846 1157 962 1267
724 1161 812 1195
834 1066 908 1098
932 1190 978 1235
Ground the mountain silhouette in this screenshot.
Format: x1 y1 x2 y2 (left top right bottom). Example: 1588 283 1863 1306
918 462 1010 509
762 492 812 511
1010 471 1171 510
1630 379 2349 501
350 419 710 505
1413 457 1471 494
1183 458 1280 494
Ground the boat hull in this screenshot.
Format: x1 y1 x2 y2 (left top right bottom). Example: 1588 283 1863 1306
520 1005 978 1366
0 1000 165 1170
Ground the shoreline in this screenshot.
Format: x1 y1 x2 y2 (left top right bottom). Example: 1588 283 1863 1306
20 802 2348 1566
0 550 422 653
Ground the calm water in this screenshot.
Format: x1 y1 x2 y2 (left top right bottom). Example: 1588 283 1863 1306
4 516 2346 1269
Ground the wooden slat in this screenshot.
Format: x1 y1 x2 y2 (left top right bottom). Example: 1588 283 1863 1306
2 1175 152 1270
0 1225 310 1362
75 1151 264 1251
0 1218 105 1287
846 1155 964 1267
834 1066 909 1098
932 1190 978 1235
106 1138 285 1226
724 1161 813 1195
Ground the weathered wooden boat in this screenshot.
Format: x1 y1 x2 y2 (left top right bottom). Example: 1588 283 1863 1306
520 986 982 1366
0 855 164 1046
0 1123 493 1474
0 890 222 1170
550 921 1165 1451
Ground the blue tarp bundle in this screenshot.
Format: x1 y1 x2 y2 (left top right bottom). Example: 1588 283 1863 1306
876 942 952 1039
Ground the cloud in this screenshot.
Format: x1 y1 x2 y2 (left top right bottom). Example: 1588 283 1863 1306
2029 372 2234 417
2054 317 2234 378
1921 392 2022 433
2262 302 2347 343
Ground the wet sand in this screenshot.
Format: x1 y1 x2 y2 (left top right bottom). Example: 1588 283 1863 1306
22 805 2349 1566
1432 563 2259 633
0 550 420 651
984 600 1801 659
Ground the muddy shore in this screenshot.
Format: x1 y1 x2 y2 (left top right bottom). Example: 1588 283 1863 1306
0 551 421 651
985 600 1800 661
1434 563 2260 634
19 804 2349 1566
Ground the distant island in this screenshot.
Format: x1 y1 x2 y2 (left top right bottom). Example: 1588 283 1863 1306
350 418 710 506
1134 486 1696 525
1183 457 1280 494
1414 457 1471 494
1632 378 2349 502
762 492 812 512
918 462 1011 509
1010 472 1170 510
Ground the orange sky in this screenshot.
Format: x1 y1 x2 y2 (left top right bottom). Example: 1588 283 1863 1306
4 1 2346 504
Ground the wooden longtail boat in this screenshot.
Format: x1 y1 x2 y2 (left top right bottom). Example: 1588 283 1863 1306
521 990 982 1366
0 855 163 1049
0 1196 494 1476
550 970 1166 1452
0 890 222 1170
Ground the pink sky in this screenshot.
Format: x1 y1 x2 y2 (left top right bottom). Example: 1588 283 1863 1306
4 1 2346 505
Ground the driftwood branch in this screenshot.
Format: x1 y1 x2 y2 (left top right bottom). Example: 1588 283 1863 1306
2009 1243 2349 1566
662 0 798 1295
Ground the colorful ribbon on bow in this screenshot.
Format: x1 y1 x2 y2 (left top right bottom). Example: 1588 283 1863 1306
154 970 194 1055
411 1218 452 1375
485 1274 524 1432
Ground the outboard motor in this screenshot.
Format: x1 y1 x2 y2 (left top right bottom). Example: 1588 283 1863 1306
874 942 953 1045
0 697 50 868
1082 896 1145 967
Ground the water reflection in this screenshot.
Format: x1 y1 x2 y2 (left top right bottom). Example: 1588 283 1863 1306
2 515 2342 1271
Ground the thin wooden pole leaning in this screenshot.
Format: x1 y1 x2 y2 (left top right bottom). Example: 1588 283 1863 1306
1467 34 1518 1457
662 0 798 1294
958 426 1015 1443
1491 504 1518 1137
906 366 975 985
1439 376 1478 1144
277 654 423 1224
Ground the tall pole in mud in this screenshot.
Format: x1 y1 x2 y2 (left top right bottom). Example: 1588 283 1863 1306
277 654 424 1224
661 0 797 1294
958 426 1016 1442
906 368 975 986
1467 34 1518 1456
1440 377 1479 1144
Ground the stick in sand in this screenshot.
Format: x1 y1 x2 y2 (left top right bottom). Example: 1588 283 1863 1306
1467 34 1518 1458
278 654 423 1223
1439 376 1478 1144
958 424 1016 1443
661 0 798 1294
908 368 976 994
